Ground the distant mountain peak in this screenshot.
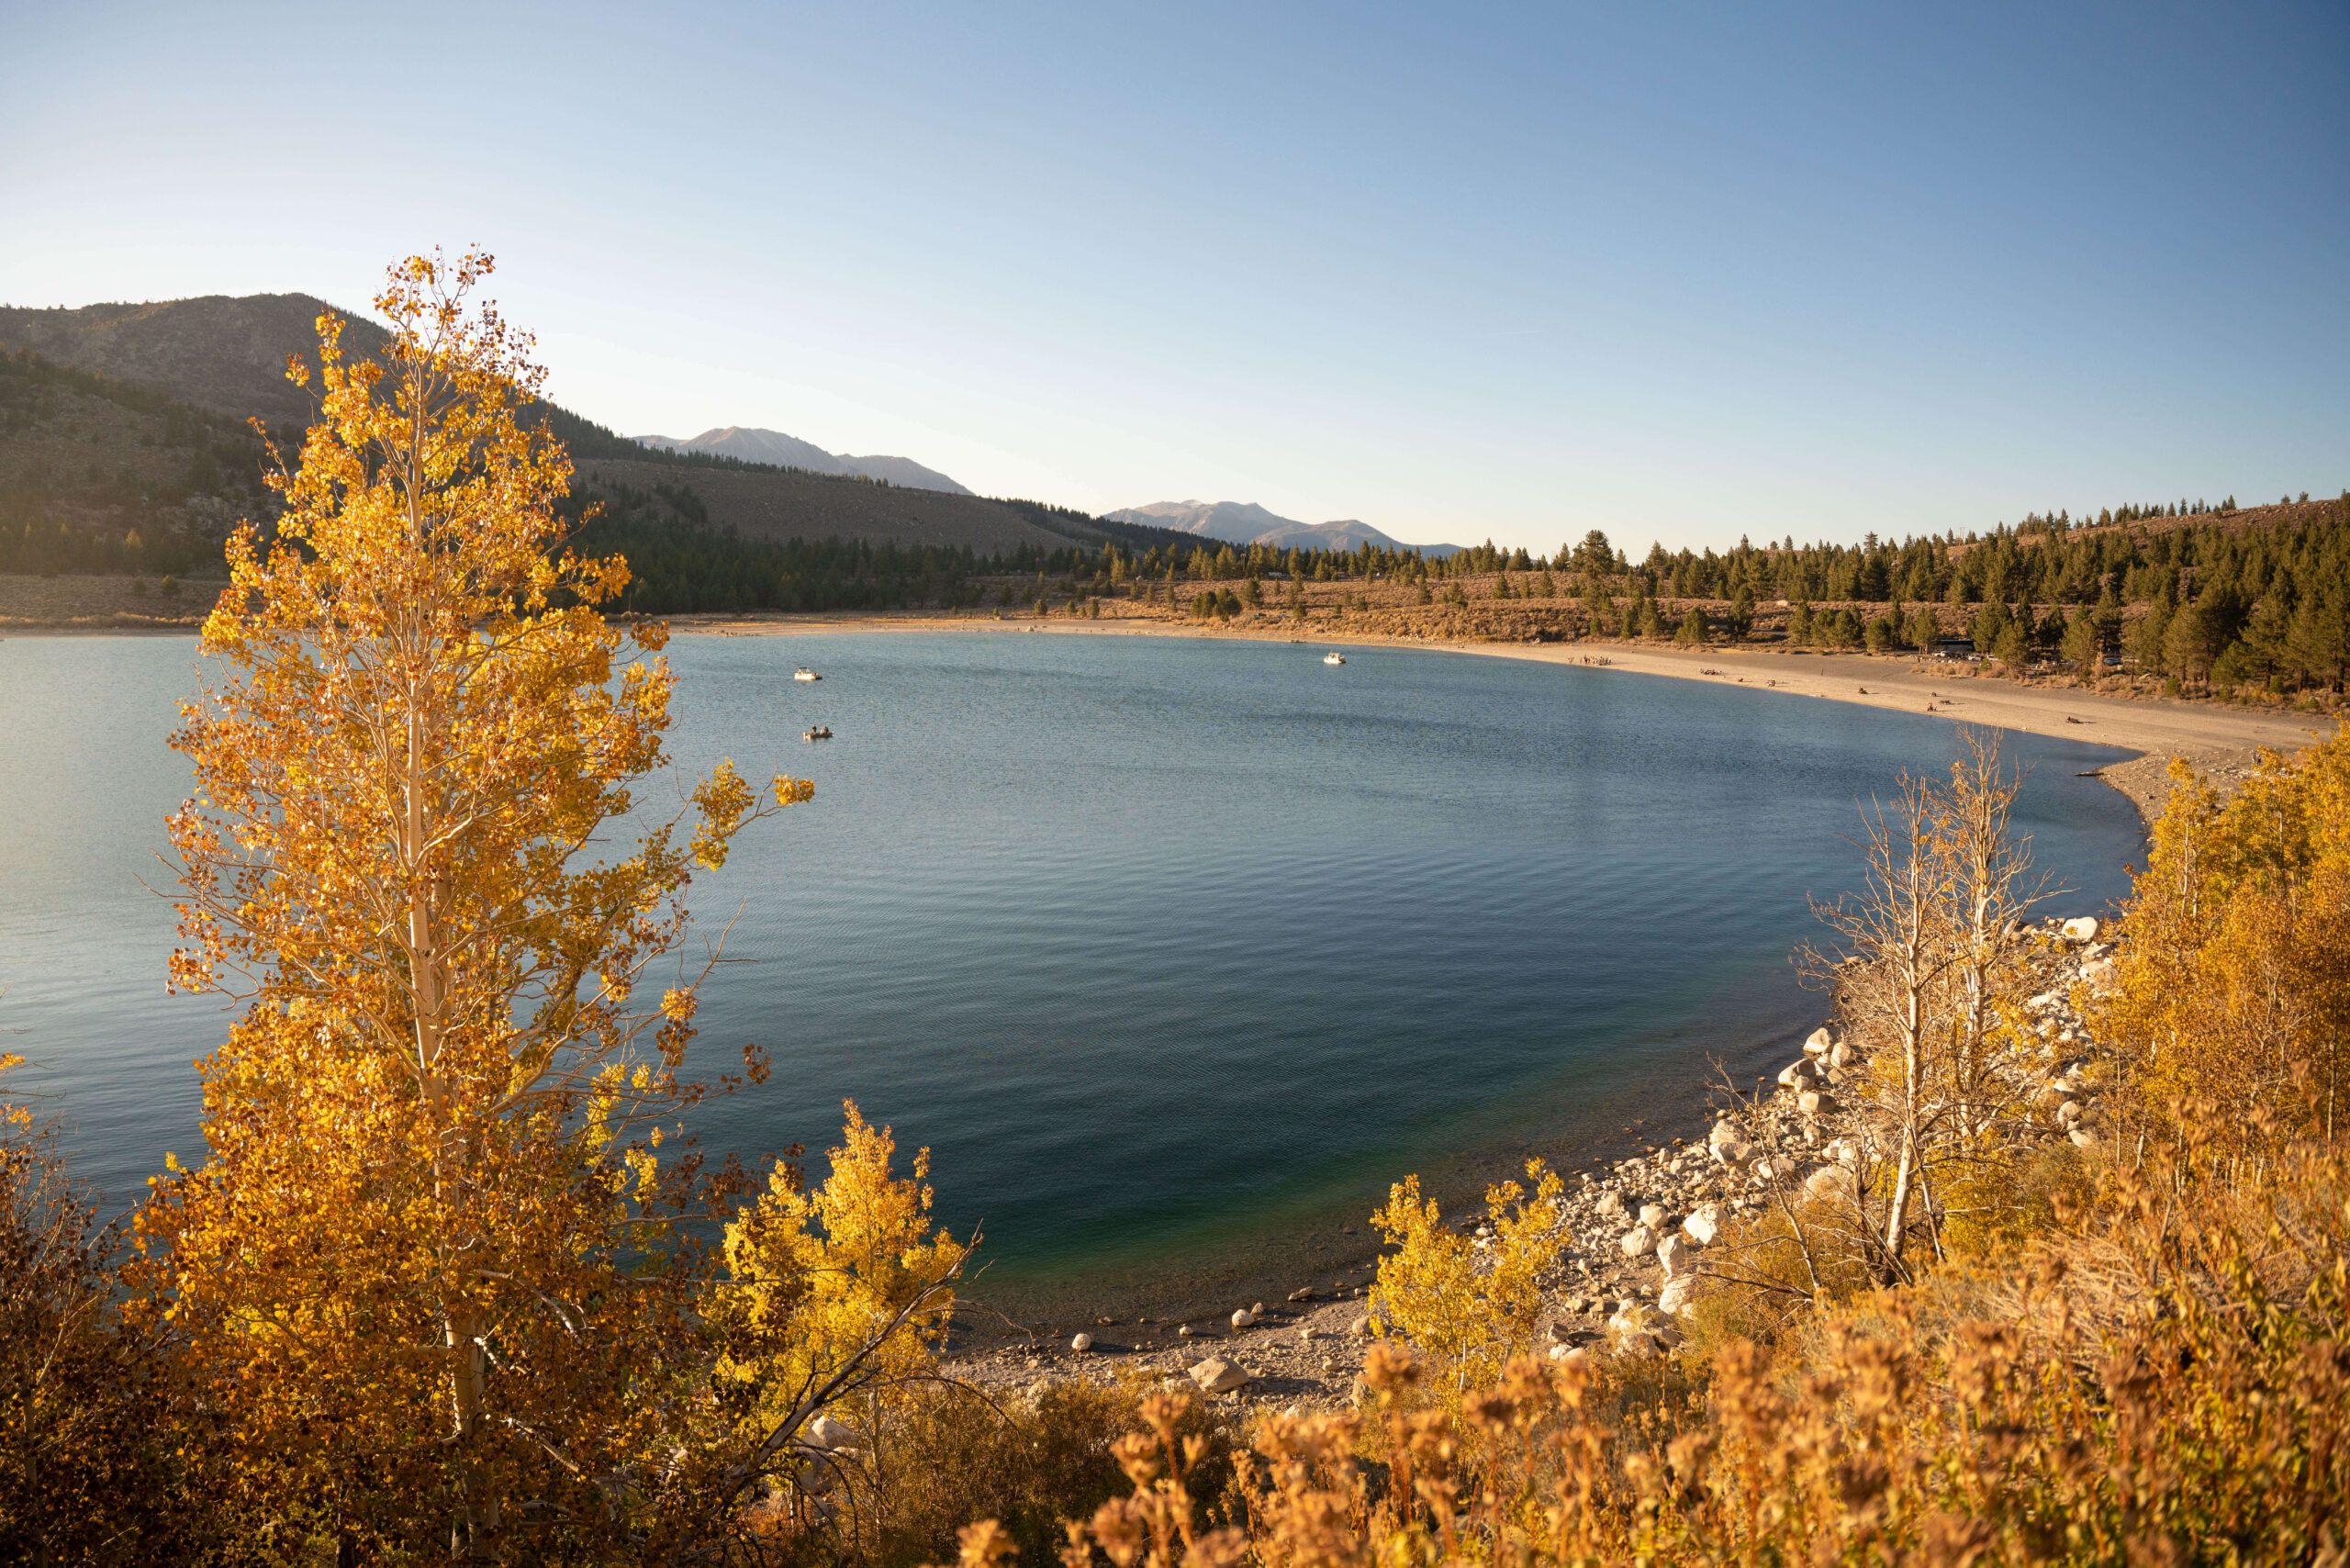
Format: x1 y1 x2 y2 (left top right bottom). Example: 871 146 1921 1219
1103 499 1460 557
631 426 970 494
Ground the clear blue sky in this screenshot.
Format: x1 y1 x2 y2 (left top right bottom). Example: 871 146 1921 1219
3 2 2344 553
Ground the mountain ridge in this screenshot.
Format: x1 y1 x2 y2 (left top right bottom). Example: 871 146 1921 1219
1105 498 1462 557
631 426 972 495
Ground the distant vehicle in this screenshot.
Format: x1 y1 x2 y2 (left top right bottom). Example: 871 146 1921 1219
803 725 834 741
794 667 822 681
1324 652 1346 665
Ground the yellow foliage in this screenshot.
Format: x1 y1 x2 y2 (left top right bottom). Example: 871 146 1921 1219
715 1101 964 1442
133 248 814 1554
2103 732 2350 1150
1367 1159 1562 1395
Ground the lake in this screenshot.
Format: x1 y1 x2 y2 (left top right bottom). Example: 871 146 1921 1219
0 629 2141 1327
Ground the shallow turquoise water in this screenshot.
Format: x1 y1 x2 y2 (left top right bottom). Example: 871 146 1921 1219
0 631 2140 1323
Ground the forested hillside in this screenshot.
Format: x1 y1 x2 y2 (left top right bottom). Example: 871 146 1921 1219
0 296 1195 567
2 294 2340 675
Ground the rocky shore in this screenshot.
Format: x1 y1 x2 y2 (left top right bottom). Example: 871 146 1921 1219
942 912 2122 1412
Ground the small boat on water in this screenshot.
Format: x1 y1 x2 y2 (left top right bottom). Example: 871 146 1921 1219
1323 652 1346 665
803 725 834 741
794 667 822 681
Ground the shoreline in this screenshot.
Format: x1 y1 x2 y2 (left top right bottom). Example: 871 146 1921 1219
943 913 2121 1409
655 609 2335 830
23 607 2324 1364
12 599 2329 831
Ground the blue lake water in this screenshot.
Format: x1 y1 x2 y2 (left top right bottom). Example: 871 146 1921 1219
0 630 2142 1324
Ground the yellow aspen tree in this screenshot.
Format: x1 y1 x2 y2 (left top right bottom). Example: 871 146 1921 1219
139 249 810 1557
2104 734 2350 1153
1367 1159 1562 1399
704 1101 968 1531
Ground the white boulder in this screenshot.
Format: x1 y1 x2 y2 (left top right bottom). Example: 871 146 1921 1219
1804 1165 1855 1201
1682 1204 1722 1247
1070 1332 1094 1352
1656 1233 1692 1278
1803 1026 1834 1056
1637 1203 1668 1231
1619 1226 1657 1259
1230 1308 1256 1329
2062 916 2100 942
1658 1274 1697 1316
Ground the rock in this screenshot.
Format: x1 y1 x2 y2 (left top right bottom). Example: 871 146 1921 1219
1177 1325 1193 1338
1803 1026 1834 1057
1797 1089 1833 1116
1070 1332 1094 1352
1711 1138 1753 1168
1708 1116 1748 1148
2082 958 2120 994
2062 916 2100 942
1637 1203 1668 1230
1351 1316 1373 1337
1189 1357 1249 1394
1829 1037 1857 1070
804 1414 861 1451
2056 1100 2085 1126
1548 1342 1589 1366
1682 1204 1721 1247
1607 1303 1654 1335
1656 1234 1692 1278
1596 1190 1628 1221
1230 1309 1256 1329
2069 1126 2101 1148
1298 1325 1319 1344
1777 1058 1820 1090
1288 1286 1315 1302
1804 1165 1854 1201
1658 1275 1696 1316
1252 1302 1266 1316
1619 1226 1657 1259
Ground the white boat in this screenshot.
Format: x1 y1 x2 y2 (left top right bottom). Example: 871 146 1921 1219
794 667 822 682
1324 652 1346 665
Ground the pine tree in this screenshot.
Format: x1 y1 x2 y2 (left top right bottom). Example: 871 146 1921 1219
1726 584 1755 639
